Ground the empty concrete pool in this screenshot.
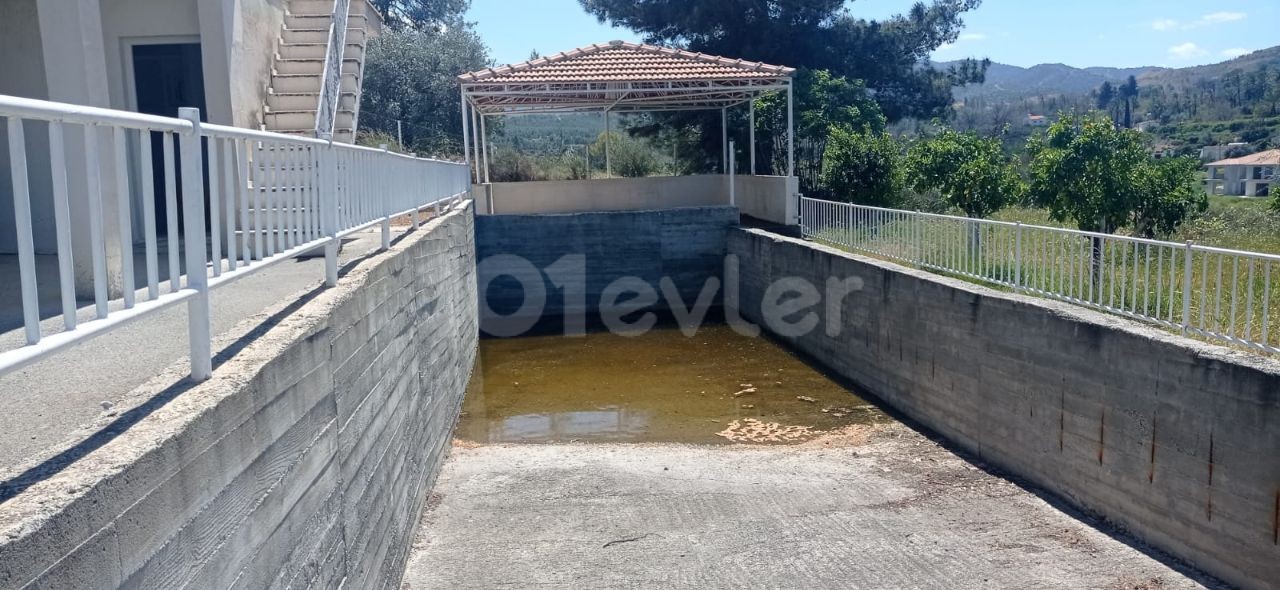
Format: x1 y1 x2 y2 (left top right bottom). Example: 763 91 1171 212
402 324 1217 589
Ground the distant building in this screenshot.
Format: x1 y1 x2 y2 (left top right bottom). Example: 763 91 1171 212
1205 149 1278 197
1136 120 1159 132
1199 143 1249 162
1027 114 1048 127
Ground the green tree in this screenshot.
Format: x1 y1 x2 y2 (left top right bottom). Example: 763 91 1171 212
358 23 488 157
1027 113 1203 236
905 127 1023 219
369 0 470 31
819 125 904 207
579 0 987 122
1118 75 1138 129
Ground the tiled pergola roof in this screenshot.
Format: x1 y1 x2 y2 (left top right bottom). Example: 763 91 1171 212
458 40 794 114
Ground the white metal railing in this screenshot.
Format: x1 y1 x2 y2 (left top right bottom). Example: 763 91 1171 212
800 197 1280 355
314 0 352 137
1 94 469 380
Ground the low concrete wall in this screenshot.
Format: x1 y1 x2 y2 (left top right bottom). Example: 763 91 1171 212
0 203 478 589
477 175 730 216
729 228 1280 590
475 206 736 331
734 175 797 226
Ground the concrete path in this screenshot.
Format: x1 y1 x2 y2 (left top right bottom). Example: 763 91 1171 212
0 230 385 475
404 424 1222 589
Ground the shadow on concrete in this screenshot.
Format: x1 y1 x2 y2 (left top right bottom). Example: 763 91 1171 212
0 280 329 503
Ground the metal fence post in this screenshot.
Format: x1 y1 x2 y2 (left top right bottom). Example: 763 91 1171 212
379 143 391 250
178 108 212 381
1015 222 1023 291
1182 240 1194 334
320 132 338 287
728 140 736 206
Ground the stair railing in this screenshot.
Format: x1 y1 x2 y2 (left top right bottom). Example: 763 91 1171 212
313 0 351 138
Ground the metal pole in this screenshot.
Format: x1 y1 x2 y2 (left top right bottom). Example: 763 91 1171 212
721 108 728 174
604 110 611 177
397 119 403 147
728 140 736 206
748 100 756 176
471 104 482 182
320 132 338 287
480 114 491 184
459 91 471 181
178 108 212 381
786 82 795 178
379 143 391 250
1182 241 1194 334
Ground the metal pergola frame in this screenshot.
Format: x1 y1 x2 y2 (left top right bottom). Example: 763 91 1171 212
457 44 795 184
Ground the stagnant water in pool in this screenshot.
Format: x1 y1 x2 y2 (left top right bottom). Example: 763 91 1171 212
457 324 892 445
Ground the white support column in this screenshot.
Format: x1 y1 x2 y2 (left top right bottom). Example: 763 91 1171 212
471 104 482 182
460 89 473 182
480 114 491 184
604 110 612 177
786 82 795 178
721 108 728 174
749 100 756 176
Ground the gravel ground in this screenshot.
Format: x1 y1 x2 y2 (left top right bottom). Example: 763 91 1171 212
403 423 1222 590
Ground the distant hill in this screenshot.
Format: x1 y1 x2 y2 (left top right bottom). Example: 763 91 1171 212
940 46 1280 101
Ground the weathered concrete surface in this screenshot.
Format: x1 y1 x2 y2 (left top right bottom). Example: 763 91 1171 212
474 207 735 332
0 230 386 472
404 424 1219 589
0 203 477 589
727 228 1280 590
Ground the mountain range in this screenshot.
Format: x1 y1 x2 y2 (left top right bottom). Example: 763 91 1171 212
939 45 1280 101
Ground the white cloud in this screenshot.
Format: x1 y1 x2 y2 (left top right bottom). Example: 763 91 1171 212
1220 47 1251 58
1150 12 1247 31
934 32 986 54
1168 42 1208 60
1200 11 1246 24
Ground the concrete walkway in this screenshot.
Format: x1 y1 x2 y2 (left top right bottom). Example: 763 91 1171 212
404 424 1222 589
0 230 384 475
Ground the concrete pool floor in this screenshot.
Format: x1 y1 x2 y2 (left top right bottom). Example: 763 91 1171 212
403 330 1222 590
405 427 1220 589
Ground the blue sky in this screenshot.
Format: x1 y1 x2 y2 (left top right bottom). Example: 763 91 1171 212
466 0 1277 69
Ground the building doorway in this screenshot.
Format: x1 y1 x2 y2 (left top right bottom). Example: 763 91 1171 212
131 43 206 237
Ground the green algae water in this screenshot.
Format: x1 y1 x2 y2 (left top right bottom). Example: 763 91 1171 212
457 324 890 445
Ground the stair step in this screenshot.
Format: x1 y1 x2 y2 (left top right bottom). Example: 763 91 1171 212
272 128 355 143
267 91 357 111
278 42 364 60
265 109 356 130
270 72 359 94
284 13 369 29
281 27 367 45
289 0 370 16
274 57 359 75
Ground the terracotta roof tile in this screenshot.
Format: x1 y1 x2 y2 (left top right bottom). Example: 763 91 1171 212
458 40 794 84
1208 149 1280 167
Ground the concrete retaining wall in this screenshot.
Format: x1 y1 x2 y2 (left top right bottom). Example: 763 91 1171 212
728 228 1280 590
475 207 735 331
0 203 478 589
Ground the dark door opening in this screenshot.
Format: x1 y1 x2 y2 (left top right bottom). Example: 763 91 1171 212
132 43 206 237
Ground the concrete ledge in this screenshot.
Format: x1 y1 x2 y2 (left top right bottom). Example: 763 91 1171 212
0 203 478 589
729 227 1280 590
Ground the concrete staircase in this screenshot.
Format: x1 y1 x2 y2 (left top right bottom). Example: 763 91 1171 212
263 0 377 143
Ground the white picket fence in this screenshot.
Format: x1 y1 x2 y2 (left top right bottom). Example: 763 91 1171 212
801 197 1280 355
1 94 470 380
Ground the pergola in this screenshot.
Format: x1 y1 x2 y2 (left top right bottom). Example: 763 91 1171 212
457 40 795 184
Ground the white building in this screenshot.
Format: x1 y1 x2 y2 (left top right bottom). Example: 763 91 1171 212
1205 149 1278 197
0 0 380 295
